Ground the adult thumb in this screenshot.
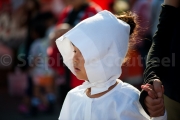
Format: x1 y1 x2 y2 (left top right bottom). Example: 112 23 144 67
153 79 163 98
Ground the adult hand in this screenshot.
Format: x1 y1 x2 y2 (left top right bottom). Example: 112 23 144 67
141 79 165 117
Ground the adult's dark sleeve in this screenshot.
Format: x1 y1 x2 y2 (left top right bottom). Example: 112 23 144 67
139 5 179 115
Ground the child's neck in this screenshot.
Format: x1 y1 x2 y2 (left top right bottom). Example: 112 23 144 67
85 80 119 98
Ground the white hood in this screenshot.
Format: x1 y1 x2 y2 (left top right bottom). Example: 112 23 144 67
56 10 130 95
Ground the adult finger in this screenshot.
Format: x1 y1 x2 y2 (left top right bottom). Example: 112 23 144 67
142 85 157 99
145 98 164 111
145 96 161 106
148 106 165 117
153 79 163 98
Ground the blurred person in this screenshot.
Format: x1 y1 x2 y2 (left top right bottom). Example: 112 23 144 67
17 0 41 71
28 14 55 115
54 0 102 105
47 23 71 105
0 0 36 70
0 0 19 94
0 1 28 72
56 10 166 120
18 11 57 116
140 0 180 119
16 0 41 115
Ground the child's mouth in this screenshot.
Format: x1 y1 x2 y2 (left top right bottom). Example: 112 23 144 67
74 67 80 72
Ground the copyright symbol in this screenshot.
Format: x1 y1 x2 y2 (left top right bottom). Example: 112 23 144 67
0 54 12 66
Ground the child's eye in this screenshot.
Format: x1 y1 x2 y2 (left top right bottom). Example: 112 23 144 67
73 50 76 53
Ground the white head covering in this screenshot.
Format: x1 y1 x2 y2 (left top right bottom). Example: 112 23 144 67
56 10 130 95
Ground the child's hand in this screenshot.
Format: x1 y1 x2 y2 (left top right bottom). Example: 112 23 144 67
141 84 158 99
141 80 165 117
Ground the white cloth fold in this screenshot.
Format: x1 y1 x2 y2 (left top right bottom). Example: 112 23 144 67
79 79 117 95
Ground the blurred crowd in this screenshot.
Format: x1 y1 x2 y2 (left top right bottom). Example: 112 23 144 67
0 0 163 117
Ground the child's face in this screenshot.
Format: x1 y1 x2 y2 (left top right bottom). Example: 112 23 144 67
72 45 88 80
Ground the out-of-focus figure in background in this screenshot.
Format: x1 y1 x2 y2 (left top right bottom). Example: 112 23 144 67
16 0 58 115
47 23 71 107
27 12 57 115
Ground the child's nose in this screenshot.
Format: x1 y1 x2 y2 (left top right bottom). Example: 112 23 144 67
73 54 79 63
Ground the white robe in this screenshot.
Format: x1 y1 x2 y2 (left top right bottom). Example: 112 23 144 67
59 80 166 120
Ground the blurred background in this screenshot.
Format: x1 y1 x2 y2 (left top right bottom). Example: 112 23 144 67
0 0 163 119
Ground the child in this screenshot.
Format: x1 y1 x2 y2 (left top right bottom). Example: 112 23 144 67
56 10 167 120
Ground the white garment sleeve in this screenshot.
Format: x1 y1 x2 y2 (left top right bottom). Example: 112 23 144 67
124 101 150 120
151 111 167 120
122 100 167 120
133 101 167 120
58 93 71 120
